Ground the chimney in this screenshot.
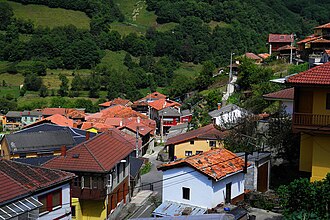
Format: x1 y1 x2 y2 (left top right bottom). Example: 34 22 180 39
73 122 77 128
61 145 67 157
120 120 123 127
86 131 90 141
217 103 221 110
137 117 140 124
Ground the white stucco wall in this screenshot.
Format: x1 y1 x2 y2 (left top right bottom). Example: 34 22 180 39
212 172 245 207
214 109 247 127
162 166 245 209
162 166 213 208
35 183 71 220
282 101 293 115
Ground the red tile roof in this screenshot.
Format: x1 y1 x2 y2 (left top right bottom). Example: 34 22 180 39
297 36 321 44
119 120 153 136
277 45 296 51
287 62 330 85
142 92 167 100
24 114 75 128
42 108 66 116
43 129 139 173
80 122 114 131
315 22 330 29
66 109 86 119
99 98 132 107
325 50 330 55
158 148 246 181
148 99 181 111
166 124 227 146
86 106 148 122
263 88 294 100
268 34 294 43
258 53 270 59
0 159 74 204
245 53 262 60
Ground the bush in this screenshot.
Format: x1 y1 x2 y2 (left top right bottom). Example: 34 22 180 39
140 162 152 175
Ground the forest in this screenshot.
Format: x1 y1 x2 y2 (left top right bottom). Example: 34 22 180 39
0 0 329 113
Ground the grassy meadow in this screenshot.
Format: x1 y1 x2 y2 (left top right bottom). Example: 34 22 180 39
6 0 90 29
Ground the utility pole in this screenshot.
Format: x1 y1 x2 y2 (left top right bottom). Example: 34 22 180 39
135 126 139 158
228 52 234 97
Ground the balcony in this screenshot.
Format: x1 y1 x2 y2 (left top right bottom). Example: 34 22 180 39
72 186 106 200
293 113 330 131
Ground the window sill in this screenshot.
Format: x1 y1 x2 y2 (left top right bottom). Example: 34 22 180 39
53 205 62 211
39 211 49 217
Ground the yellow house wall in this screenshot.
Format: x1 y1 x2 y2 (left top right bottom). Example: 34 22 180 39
72 198 82 220
312 89 330 115
300 133 313 172
87 128 98 133
174 139 223 159
80 199 107 220
311 135 330 182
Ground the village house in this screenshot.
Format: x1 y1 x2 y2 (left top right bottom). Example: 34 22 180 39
0 129 76 159
165 124 227 161
180 109 192 123
0 159 74 220
43 129 139 220
208 104 251 128
131 91 167 115
268 34 294 55
24 114 76 128
286 62 330 181
297 23 330 62
244 52 263 64
263 87 294 115
98 97 133 111
1 110 42 131
154 148 247 217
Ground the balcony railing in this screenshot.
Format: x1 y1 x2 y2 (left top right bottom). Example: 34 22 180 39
293 113 330 127
72 186 106 200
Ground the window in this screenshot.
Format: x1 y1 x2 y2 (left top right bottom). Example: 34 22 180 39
38 189 62 215
185 151 192 156
196 151 203 154
123 161 126 178
83 176 91 188
73 177 81 187
327 93 330 109
209 141 216 147
182 187 190 200
117 164 120 183
71 206 76 218
190 140 194 145
107 174 112 188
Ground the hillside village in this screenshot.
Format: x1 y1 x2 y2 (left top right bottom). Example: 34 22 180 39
2 0 330 219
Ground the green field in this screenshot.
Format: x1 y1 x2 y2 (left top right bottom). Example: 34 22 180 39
174 62 202 78
6 0 90 29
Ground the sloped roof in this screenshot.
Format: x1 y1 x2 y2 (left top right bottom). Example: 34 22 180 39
4 130 75 154
148 99 181 111
245 53 262 60
16 123 96 145
263 88 294 101
42 108 66 116
130 157 143 179
66 109 86 119
5 111 21 118
159 107 181 117
315 22 330 29
208 104 249 118
325 50 330 55
99 98 132 107
297 36 321 44
141 92 167 101
158 148 246 181
119 121 153 136
258 53 270 59
181 109 192 116
286 62 330 85
43 129 138 173
24 114 74 128
268 34 293 43
166 124 226 146
22 110 42 116
80 122 113 132
0 159 74 205
277 45 296 51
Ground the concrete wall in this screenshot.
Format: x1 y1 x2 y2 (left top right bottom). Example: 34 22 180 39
212 173 245 207
174 139 224 159
36 183 72 220
162 166 213 208
214 109 247 127
162 166 245 209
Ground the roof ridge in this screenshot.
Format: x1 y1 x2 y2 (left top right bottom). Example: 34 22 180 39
82 142 107 172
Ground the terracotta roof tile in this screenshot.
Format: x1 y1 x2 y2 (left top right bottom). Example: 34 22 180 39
245 53 262 60
142 92 167 100
268 34 294 43
277 45 296 51
24 114 74 128
263 88 294 100
258 53 270 59
42 108 66 116
99 98 132 107
297 36 321 44
287 62 330 85
158 148 246 180
0 159 74 204
87 106 148 120
43 129 138 173
315 22 330 29
166 124 227 146
148 99 181 111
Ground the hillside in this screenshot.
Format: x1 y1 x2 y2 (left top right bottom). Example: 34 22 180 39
0 0 328 113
